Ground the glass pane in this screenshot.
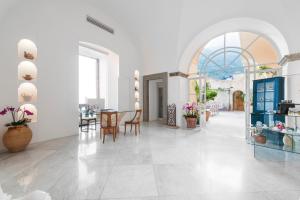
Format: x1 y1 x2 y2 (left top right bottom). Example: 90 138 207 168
257 92 264 102
265 91 274 101
239 32 259 49
79 55 97 104
202 34 225 56
265 81 275 91
189 94 197 103
257 83 265 92
189 79 198 95
225 32 241 48
257 102 264 111
247 37 279 65
265 102 274 112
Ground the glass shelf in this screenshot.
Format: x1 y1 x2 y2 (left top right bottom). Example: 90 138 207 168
254 128 300 157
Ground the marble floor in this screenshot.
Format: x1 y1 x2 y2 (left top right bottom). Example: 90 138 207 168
1 112 300 200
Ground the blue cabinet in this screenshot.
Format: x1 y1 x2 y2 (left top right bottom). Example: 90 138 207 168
251 77 285 126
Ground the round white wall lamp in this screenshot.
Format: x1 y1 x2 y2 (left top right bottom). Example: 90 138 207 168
135 102 140 110
18 82 37 103
134 69 140 109
17 39 37 60
134 70 139 80
18 61 37 81
19 104 38 123
134 81 139 90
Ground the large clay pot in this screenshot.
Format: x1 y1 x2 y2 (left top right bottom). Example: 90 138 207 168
186 117 197 128
255 134 266 144
2 125 32 153
206 110 211 122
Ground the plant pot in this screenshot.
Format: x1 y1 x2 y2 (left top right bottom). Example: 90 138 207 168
254 134 266 144
206 110 211 122
2 125 32 153
186 117 197 128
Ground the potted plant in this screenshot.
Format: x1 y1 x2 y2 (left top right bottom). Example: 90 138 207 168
254 121 266 144
183 102 199 128
0 106 34 152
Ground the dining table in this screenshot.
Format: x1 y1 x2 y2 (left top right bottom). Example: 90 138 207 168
95 109 135 133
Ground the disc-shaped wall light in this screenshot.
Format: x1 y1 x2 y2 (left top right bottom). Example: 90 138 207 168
20 104 38 123
18 82 37 103
17 39 37 60
18 61 37 81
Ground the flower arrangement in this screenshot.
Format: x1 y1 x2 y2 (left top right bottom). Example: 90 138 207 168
182 102 199 118
0 106 33 127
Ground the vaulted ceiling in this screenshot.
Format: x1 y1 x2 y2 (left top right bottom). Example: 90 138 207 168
1 0 300 74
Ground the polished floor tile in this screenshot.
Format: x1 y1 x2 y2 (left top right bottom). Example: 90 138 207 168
0 112 300 200
101 165 158 199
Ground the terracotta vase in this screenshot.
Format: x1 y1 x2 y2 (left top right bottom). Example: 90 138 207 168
255 134 266 144
206 110 211 122
2 125 32 153
186 117 197 128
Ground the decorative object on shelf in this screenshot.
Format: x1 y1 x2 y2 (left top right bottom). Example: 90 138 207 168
0 106 34 152
17 39 37 60
18 82 37 102
18 61 37 81
183 102 199 129
275 121 285 131
134 70 140 110
167 104 176 127
255 134 267 144
289 107 300 116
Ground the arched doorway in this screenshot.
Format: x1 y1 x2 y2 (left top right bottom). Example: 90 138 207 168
181 18 289 140
233 90 244 111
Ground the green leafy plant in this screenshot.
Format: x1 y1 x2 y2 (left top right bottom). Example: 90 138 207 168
257 65 277 77
194 81 218 102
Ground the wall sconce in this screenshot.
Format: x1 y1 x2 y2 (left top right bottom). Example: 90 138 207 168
18 39 37 60
134 70 140 109
18 61 37 81
18 38 38 122
134 70 139 80
19 104 38 123
135 102 140 110
134 80 139 91
135 91 139 100
18 83 37 102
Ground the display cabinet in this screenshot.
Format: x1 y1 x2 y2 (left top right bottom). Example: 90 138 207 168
251 77 285 126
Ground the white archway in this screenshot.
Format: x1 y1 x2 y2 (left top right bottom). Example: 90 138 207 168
179 18 289 74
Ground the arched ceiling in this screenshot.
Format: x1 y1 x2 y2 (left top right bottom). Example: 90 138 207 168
1 0 300 75
0 0 19 22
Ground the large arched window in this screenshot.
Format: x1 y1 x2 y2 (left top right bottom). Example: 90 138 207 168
188 32 280 102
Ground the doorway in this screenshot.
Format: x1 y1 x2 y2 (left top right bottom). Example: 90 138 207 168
143 72 168 123
158 87 163 119
233 90 244 111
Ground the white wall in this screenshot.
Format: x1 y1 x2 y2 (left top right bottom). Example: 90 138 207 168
168 76 189 127
0 0 140 151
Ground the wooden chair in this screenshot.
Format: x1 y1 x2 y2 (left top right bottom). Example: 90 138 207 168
100 112 118 143
79 112 97 133
124 109 142 136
